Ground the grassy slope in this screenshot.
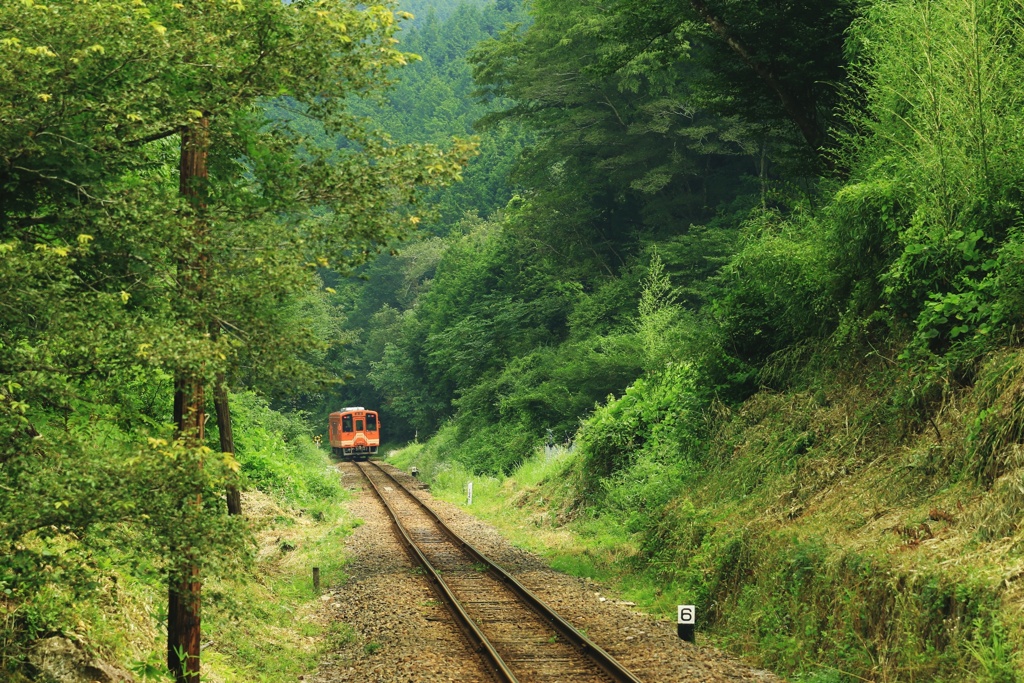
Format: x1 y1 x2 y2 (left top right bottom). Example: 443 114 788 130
200 486 358 683
5 396 359 683
391 354 1024 682
108 476 357 683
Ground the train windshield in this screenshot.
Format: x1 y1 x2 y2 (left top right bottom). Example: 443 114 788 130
342 414 353 432
356 419 364 431
367 414 377 431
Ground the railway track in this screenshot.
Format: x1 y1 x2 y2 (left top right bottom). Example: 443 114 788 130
352 460 645 683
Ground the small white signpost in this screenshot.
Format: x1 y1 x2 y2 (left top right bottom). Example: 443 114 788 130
467 481 473 506
677 605 696 643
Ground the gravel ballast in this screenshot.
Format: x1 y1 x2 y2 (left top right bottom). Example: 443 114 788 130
311 463 491 683
313 461 783 683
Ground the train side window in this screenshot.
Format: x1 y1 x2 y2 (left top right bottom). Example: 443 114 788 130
342 415 353 432
356 419 364 431
367 414 377 431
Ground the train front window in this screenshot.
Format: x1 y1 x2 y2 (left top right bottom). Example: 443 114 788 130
367 414 377 431
356 419 364 431
342 415 353 433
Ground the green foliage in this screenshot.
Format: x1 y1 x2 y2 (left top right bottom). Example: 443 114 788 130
456 333 643 432
0 0 477 419
12 0 1024 676
229 393 343 511
0 389 249 675
348 1 529 233
713 211 839 369
0 378 341 676
337 0 1024 681
367 213 576 431
396 0 493 25
0 0 474 675
317 2 532 438
451 421 539 474
838 0 1024 348
471 0 761 246
636 251 687 372
576 363 702 481
354 0 865 474
965 619 1020 683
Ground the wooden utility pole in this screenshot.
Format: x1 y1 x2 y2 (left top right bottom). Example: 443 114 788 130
168 118 209 683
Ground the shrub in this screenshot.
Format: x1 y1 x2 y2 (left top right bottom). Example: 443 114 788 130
712 211 838 367
576 363 702 483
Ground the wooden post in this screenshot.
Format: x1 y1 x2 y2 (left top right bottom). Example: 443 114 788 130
313 567 321 592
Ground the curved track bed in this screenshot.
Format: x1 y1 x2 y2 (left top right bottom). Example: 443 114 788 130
355 460 644 683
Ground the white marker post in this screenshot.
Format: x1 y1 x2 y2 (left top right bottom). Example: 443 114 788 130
467 481 473 506
677 605 696 644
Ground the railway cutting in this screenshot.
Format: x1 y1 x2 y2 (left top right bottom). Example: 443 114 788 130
354 460 643 683
319 460 783 683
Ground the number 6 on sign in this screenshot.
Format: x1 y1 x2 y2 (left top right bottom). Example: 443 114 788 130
677 605 696 644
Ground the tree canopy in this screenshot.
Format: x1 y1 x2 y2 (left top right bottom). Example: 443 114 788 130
1 0 471 678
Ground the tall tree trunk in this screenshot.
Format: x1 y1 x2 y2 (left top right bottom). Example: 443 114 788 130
168 373 205 682
214 373 242 515
168 118 209 683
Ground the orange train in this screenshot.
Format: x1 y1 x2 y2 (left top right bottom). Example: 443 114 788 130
328 407 380 460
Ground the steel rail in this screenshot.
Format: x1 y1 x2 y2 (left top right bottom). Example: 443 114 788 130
353 461 519 683
366 460 645 683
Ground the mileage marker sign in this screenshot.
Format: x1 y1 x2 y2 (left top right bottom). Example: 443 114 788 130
677 605 696 644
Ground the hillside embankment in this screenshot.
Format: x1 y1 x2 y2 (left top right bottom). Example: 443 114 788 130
1 394 358 683
7 487 356 683
392 349 1024 683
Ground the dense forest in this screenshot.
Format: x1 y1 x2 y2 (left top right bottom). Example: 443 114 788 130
340 0 1024 680
351 0 1024 476
4 0 1024 681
